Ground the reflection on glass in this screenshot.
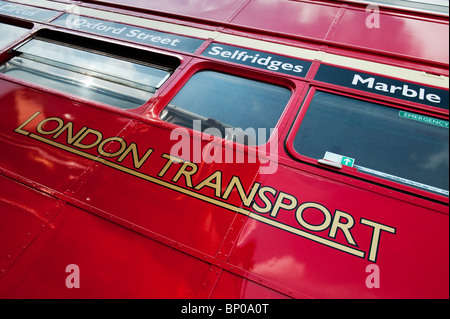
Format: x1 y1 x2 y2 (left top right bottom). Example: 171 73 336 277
293 91 449 196
0 39 172 109
0 22 29 50
160 71 291 145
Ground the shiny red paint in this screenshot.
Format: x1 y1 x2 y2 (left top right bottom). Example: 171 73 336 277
332 8 449 65
230 0 341 41
0 0 448 300
0 82 131 193
0 201 211 298
81 0 449 66
228 164 449 298
80 0 248 22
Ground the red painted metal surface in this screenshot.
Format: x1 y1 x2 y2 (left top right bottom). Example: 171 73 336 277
0 0 448 300
0 174 61 278
0 81 131 194
332 8 449 65
228 164 449 298
80 0 248 22
230 0 341 41
0 202 211 298
211 271 291 299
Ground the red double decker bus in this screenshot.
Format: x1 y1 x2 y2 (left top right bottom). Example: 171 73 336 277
0 0 448 299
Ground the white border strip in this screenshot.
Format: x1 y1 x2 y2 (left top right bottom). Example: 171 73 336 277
322 53 449 88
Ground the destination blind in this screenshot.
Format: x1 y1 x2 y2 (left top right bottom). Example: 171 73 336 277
314 64 449 110
0 0 59 22
52 14 205 54
202 43 312 78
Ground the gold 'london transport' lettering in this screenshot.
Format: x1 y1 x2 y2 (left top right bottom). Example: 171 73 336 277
15 112 397 262
15 112 153 169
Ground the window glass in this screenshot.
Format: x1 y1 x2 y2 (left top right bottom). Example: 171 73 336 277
293 91 449 196
0 22 28 51
0 38 173 109
160 71 292 145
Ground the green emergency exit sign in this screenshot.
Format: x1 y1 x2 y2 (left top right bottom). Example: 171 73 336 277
399 111 449 128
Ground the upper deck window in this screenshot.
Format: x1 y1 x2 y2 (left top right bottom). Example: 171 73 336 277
0 35 177 109
0 22 28 51
292 91 449 197
160 70 292 145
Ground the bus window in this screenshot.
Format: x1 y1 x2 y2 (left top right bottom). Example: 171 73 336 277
0 37 174 109
160 70 292 145
292 91 449 196
0 22 29 51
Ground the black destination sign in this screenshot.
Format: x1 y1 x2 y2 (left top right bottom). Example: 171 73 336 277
315 64 449 110
202 43 312 78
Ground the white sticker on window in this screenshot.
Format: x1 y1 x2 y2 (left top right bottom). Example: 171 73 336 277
324 151 355 167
